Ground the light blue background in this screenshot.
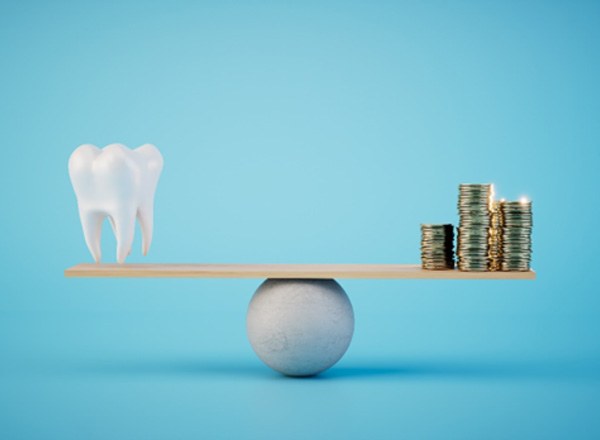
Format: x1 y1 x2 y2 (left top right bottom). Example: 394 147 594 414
1 0 599 438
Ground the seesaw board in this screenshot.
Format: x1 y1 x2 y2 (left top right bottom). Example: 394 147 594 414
65 264 536 279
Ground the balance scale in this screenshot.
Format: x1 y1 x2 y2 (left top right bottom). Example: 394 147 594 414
65 263 536 376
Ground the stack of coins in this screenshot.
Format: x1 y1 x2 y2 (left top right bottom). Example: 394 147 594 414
420 224 455 270
501 200 533 271
457 184 492 271
488 200 504 271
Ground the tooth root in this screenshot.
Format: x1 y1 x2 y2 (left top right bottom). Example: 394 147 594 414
79 209 105 263
137 204 154 256
108 216 116 236
110 209 137 264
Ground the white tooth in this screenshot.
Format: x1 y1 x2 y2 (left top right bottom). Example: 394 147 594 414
78 209 104 263
110 208 137 264
68 143 164 263
134 143 163 256
137 204 154 256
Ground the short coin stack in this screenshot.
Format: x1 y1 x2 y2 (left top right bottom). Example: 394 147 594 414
488 200 504 271
501 200 533 271
420 224 455 270
457 184 492 271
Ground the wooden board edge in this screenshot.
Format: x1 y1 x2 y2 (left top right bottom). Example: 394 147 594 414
64 264 536 280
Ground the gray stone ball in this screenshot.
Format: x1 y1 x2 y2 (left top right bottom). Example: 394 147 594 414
246 279 354 377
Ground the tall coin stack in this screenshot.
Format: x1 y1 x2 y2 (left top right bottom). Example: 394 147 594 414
501 200 533 271
420 224 455 270
488 200 504 271
457 184 492 271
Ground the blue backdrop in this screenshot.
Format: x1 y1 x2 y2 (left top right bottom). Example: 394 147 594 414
1 0 599 438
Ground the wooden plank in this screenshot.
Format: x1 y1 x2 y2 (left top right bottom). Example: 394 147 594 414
64 263 536 280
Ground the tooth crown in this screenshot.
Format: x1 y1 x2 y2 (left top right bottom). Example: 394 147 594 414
69 143 164 264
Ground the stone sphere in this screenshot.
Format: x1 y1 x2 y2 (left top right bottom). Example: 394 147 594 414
246 279 354 377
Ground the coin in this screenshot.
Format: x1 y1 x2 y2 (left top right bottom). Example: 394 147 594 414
426 184 532 272
421 224 454 270
457 183 492 271
488 200 504 271
500 200 533 271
